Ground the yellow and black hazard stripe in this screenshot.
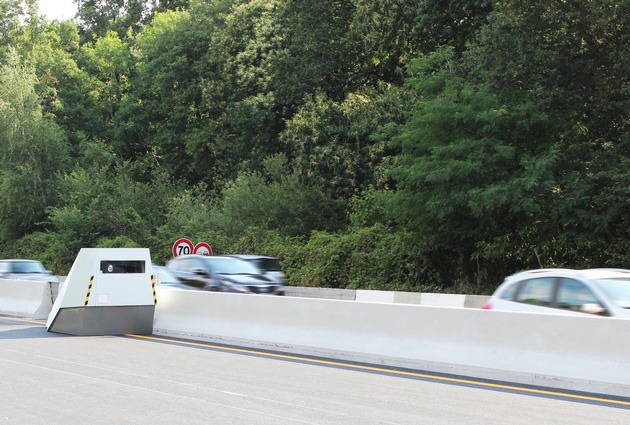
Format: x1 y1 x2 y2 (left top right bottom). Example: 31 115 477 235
151 275 157 304
82 275 94 312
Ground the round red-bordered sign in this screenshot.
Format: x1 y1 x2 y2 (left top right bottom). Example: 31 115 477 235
194 242 213 256
172 238 194 257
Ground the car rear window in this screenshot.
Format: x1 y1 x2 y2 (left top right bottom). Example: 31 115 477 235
515 278 555 306
499 282 518 300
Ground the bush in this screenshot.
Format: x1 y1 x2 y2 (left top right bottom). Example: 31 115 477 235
282 224 443 291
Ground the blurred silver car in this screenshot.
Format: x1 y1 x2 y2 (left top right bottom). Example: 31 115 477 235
152 265 189 289
166 255 284 295
226 255 286 287
482 268 630 318
0 259 59 283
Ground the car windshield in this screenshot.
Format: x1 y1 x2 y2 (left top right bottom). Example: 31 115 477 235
204 258 260 275
254 258 281 272
592 278 630 309
10 261 48 273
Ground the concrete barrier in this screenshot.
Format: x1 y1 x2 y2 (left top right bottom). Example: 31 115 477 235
8 277 489 320
52 278 488 307
0 279 54 320
355 289 489 308
356 289 396 303
154 287 630 397
284 286 356 300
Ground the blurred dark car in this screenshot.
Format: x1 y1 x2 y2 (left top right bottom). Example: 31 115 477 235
166 255 284 295
0 259 59 283
226 255 286 287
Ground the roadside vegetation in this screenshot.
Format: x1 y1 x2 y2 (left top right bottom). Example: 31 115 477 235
0 0 627 293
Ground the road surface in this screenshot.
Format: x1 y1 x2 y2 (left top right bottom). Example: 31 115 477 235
0 316 627 424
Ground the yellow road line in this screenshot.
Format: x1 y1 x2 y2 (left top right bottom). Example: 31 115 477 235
2 317 45 325
129 334 630 407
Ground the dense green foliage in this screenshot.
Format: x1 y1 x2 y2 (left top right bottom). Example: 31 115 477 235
0 0 627 293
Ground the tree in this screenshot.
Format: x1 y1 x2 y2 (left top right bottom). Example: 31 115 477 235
271 0 360 107
76 0 151 40
388 0 630 286
27 20 102 148
6 5 115 152
465 0 630 268
75 1 192 42
0 0 27 59
0 50 70 242
349 0 492 85
118 2 219 184
151 0 190 13
193 0 285 188
44 140 180 269
415 0 493 53
210 154 345 237
82 30 134 122
280 84 414 200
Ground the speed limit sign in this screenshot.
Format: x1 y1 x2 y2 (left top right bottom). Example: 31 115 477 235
172 238 194 257
194 242 213 256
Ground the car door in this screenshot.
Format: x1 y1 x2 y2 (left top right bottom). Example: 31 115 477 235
173 258 207 289
554 278 609 316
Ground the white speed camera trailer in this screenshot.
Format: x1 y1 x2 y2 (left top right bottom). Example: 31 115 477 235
47 248 156 335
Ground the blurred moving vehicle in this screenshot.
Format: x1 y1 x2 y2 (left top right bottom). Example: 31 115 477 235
166 255 284 295
152 264 189 289
482 268 630 318
226 255 286 286
0 259 59 283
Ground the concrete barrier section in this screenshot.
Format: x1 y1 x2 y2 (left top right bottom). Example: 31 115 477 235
154 287 630 397
355 289 396 303
0 279 53 320
284 286 356 300
392 291 423 304
2 279 487 321
463 295 490 308
418 293 466 307
297 287 489 307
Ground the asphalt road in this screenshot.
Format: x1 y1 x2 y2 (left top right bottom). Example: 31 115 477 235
0 316 628 424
